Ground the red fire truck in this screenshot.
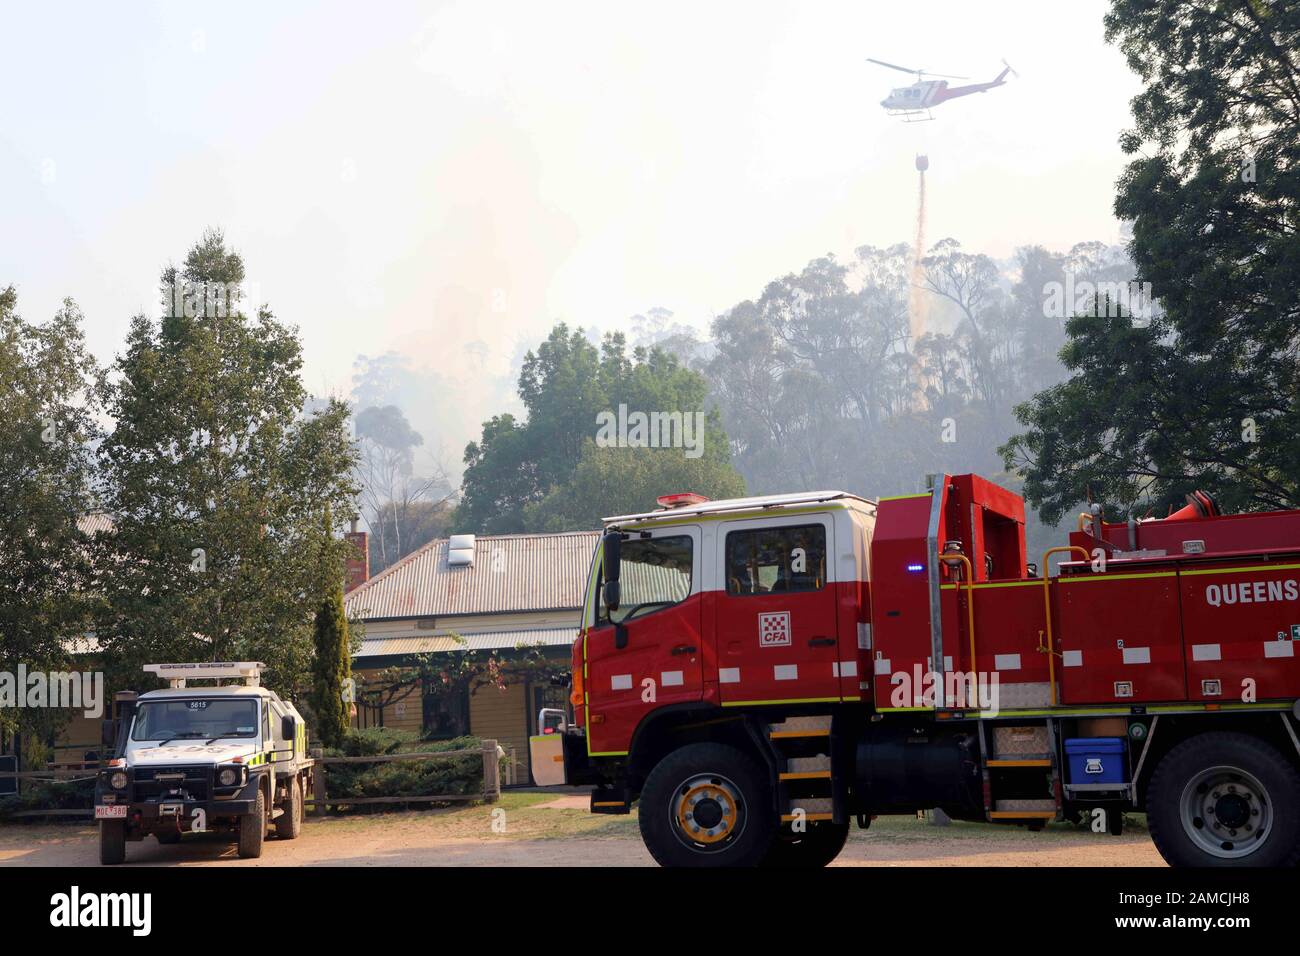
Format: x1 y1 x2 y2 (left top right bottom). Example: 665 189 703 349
530 474 1300 867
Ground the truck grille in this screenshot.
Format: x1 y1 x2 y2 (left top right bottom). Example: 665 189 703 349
132 765 212 800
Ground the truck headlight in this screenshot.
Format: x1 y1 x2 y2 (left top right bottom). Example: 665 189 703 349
110 771 128 790
217 767 240 787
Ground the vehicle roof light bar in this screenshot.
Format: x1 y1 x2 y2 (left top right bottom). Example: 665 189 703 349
143 661 265 688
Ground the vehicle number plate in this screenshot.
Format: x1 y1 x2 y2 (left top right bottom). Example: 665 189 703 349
95 805 127 819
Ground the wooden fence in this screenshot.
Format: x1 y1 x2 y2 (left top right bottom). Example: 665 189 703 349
307 738 501 814
0 739 503 819
0 765 102 819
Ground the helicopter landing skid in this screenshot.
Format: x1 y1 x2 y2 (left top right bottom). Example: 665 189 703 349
887 108 935 123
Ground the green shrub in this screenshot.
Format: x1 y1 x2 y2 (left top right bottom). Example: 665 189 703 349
0 777 95 821
323 730 485 809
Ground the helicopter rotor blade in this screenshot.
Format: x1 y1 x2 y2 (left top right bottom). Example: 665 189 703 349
866 57 923 75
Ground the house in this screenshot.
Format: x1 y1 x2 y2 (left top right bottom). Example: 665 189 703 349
342 530 595 785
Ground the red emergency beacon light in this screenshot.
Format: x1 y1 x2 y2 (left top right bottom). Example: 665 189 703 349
656 492 710 509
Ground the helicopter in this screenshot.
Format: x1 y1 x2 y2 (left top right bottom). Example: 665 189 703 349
868 57 1017 122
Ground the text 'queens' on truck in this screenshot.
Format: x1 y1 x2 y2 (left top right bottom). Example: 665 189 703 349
530 475 1300 867
94 662 314 864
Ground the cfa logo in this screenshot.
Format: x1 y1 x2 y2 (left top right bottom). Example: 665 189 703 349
759 612 792 647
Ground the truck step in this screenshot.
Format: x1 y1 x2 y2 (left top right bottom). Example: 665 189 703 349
991 725 1049 756
781 797 834 822
990 798 1057 820
785 755 831 774
768 715 833 737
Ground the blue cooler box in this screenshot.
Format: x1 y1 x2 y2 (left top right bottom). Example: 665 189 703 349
1064 737 1128 785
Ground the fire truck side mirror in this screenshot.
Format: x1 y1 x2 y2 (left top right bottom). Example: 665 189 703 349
602 531 622 611
101 719 118 748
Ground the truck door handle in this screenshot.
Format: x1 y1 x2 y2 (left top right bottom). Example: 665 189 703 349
808 637 836 647
671 644 697 655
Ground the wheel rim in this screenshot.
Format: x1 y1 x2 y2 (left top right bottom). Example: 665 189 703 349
670 773 746 852
1178 764 1272 860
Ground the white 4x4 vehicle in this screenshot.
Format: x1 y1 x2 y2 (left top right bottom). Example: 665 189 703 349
94 662 314 865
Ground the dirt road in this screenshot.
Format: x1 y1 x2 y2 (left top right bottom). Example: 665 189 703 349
0 794 1164 867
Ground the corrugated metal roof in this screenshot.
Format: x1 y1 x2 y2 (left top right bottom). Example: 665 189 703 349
77 514 114 535
344 531 599 620
355 626 578 658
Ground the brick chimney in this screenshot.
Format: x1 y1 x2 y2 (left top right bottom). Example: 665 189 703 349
344 518 370 593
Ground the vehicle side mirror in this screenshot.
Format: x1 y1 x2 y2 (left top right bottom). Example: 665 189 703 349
281 715 297 740
602 531 621 611
101 719 118 748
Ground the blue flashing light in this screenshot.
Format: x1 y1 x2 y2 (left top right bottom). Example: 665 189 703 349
905 562 925 573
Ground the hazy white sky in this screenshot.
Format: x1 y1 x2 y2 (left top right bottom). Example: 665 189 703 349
1 0 1141 465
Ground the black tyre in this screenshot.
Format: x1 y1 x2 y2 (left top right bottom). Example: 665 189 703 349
237 788 266 859
638 742 775 867
156 829 182 845
1147 732 1300 867
761 821 850 868
99 820 126 865
274 776 303 840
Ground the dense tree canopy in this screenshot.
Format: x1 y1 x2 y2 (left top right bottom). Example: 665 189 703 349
1004 0 1300 522
93 231 359 692
0 287 101 744
706 242 1124 496
456 324 741 533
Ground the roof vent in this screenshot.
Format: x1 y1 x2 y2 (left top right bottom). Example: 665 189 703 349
448 534 475 567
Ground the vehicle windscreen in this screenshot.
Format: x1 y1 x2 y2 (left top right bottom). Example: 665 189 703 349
131 699 260 741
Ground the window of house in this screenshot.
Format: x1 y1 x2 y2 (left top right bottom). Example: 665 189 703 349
421 681 470 740
725 524 827 596
597 534 693 624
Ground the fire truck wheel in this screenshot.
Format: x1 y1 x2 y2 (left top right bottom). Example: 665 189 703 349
1147 732 1300 867
238 787 266 859
275 776 303 840
639 743 775 867
761 821 850 868
99 820 126 865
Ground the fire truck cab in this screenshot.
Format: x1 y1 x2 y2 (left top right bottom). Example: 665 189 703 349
532 475 1300 868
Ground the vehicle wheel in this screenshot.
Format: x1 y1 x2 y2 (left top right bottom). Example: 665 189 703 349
761 821 849 868
274 777 303 840
156 829 182 845
238 788 266 859
1147 732 1300 867
99 820 126 865
638 742 775 867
